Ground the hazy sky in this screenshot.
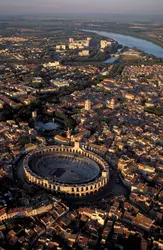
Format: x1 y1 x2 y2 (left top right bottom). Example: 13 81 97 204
0 0 163 15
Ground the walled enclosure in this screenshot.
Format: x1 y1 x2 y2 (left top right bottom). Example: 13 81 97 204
23 143 109 197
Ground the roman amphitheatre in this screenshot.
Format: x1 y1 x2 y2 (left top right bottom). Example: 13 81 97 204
23 142 109 197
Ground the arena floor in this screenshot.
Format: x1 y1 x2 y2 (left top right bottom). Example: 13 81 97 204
29 153 100 184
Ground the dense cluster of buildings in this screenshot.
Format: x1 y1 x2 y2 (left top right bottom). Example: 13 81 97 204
0 29 163 249
0 82 36 109
0 118 43 160
0 194 162 249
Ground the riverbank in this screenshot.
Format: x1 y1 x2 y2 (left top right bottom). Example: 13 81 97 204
82 29 163 58
81 25 163 49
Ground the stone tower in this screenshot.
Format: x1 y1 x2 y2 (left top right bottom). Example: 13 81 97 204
109 99 115 109
85 100 91 111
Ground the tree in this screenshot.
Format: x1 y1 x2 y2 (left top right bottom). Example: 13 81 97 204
20 136 30 146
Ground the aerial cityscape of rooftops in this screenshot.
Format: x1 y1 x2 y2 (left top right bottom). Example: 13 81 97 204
0 0 163 249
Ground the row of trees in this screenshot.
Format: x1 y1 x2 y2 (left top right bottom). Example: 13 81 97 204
54 110 76 129
144 107 163 116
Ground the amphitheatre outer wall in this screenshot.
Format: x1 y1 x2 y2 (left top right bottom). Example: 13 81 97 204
23 142 109 197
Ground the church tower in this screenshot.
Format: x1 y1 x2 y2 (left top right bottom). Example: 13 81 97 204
66 128 71 139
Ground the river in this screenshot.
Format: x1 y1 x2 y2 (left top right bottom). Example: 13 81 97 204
83 29 163 58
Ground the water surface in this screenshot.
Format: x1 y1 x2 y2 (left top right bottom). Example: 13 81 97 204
83 29 163 58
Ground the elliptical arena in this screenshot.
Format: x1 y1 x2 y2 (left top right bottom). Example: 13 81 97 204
23 142 109 197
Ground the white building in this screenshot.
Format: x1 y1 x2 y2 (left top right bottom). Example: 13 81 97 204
50 80 69 88
100 40 112 51
78 50 89 57
43 61 60 68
